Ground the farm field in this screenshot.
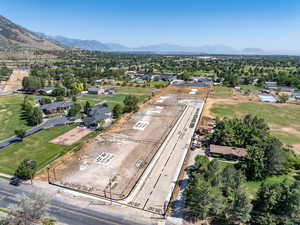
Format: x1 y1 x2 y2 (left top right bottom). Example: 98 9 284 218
0 124 82 175
0 94 33 140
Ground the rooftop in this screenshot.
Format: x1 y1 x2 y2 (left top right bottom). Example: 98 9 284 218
40 101 73 110
210 144 247 157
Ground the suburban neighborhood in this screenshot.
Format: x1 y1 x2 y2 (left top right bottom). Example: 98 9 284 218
1 2 300 225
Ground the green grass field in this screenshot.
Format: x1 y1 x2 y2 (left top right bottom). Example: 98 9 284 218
239 85 262 91
212 86 233 98
0 124 81 175
117 87 154 94
211 102 300 146
102 94 148 103
0 94 33 140
211 102 300 127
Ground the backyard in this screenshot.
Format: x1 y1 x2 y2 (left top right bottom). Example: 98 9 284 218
0 124 85 175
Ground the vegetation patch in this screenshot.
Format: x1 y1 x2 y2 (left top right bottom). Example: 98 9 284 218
211 86 233 98
0 124 79 175
0 94 33 140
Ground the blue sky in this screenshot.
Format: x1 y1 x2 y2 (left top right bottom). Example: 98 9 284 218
1 0 300 50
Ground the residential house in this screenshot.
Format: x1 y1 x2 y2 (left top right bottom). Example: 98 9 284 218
265 81 278 90
83 104 113 128
40 101 73 114
209 144 247 160
276 87 295 96
39 87 56 95
293 91 300 100
87 87 104 95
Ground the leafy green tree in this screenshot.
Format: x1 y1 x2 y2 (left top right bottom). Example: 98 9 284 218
123 95 139 113
55 96 64 102
14 129 26 140
185 174 226 221
112 104 123 119
277 94 289 103
28 107 43 126
22 76 43 90
84 101 91 114
15 159 37 181
68 103 81 117
229 187 253 224
40 97 52 105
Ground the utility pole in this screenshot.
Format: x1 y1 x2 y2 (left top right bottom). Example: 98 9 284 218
109 177 112 205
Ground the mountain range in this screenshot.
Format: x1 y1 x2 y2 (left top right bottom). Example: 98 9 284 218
0 15 64 51
37 33 300 55
0 15 299 55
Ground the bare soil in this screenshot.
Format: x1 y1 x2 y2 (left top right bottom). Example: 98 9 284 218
46 95 185 199
3 70 29 91
49 127 92 146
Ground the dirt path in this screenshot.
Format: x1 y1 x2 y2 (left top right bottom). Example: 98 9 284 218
3 70 29 91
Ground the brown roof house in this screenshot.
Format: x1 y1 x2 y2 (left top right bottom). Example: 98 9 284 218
209 144 247 160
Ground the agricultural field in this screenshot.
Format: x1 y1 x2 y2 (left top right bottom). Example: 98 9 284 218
0 124 86 175
0 94 32 140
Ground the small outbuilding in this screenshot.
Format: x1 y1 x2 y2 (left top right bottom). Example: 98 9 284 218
87 87 104 95
209 144 247 160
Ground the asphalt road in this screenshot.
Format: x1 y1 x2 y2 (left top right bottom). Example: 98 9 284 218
0 179 142 225
0 116 73 149
129 100 203 214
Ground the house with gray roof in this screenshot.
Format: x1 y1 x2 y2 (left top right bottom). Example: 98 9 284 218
40 101 73 114
87 87 104 95
39 87 56 95
83 104 112 128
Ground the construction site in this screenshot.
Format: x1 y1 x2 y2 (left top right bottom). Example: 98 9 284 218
47 86 208 215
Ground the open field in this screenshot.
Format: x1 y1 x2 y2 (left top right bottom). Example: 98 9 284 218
116 87 154 94
204 87 300 153
48 95 185 200
50 127 92 146
211 86 233 98
0 94 32 140
0 124 80 175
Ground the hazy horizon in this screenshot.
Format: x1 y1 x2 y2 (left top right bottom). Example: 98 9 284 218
1 0 300 51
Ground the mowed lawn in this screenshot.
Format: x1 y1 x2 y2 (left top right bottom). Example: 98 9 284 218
0 124 79 175
0 94 33 140
211 102 300 146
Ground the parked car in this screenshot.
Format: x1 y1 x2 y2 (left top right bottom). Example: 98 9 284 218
9 177 22 186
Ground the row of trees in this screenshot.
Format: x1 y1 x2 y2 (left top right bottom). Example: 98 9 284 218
22 76 43 90
22 96 43 126
185 156 300 224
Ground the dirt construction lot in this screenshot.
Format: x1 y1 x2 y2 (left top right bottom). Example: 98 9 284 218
49 127 92 146
48 95 186 199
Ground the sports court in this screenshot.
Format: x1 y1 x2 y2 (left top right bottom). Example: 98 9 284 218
49 127 92 146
